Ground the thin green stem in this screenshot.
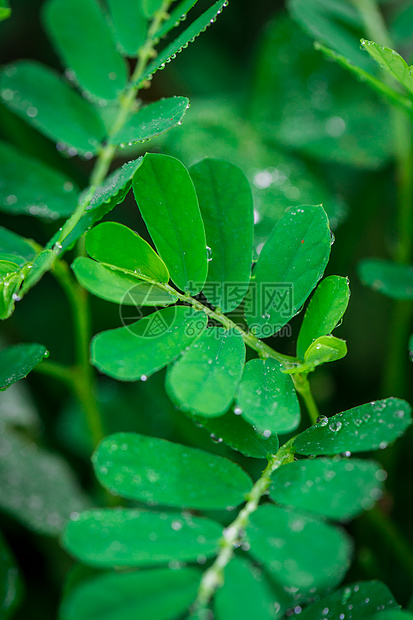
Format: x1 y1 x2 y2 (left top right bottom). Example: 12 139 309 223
34 360 74 388
192 440 295 616
292 373 320 425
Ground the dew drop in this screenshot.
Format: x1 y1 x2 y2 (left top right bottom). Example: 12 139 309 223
329 420 342 432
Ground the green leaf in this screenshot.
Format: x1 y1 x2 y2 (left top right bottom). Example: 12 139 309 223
295 334 347 372
246 504 352 592
92 307 207 381
297 580 399 619
0 265 23 320
85 222 169 283
215 556 286 620
20 250 54 294
297 275 350 360
246 205 331 338
270 458 385 520
93 432 251 509
72 257 176 306
63 507 221 567
43 0 127 101
0 61 106 155
138 0 228 84
0 343 47 390
193 410 280 459
358 259 413 300
390 2 413 45
0 140 79 220
236 358 300 435
0 529 22 618
315 43 413 114
189 158 253 312
0 227 36 263
361 39 413 95
60 567 201 620
155 0 199 39
166 327 246 417
370 612 413 620
142 0 164 18
0 428 88 535
132 153 207 293
287 0 373 70
0 0 10 21
112 97 189 145
294 398 412 455
59 158 142 254
106 0 147 57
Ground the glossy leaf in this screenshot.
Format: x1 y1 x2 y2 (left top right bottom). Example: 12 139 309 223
190 158 253 312
0 140 79 220
294 398 412 455
0 529 21 618
361 40 413 95
155 0 199 38
139 0 228 83
20 250 53 294
0 227 36 263
236 359 300 434
72 257 176 306
246 205 331 338
85 222 169 282
270 458 385 520
106 0 147 57
0 343 47 390
93 432 251 509
132 153 207 293
215 556 285 620
60 567 201 620
0 428 88 535
0 62 106 155
298 580 398 619
91 307 207 381
246 504 352 591
61 158 142 253
301 335 347 371
166 327 245 417
359 259 413 300
297 275 350 359
63 508 221 567
0 266 23 320
112 97 189 145
43 0 127 100
194 410 279 459
141 0 163 17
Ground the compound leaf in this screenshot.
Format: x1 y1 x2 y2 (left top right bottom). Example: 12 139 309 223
194 410 279 459
246 504 352 592
0 141 79 220
358 259 413 300
63 508 221 567
106 0 147 57
294 398 412 455
138 0 228 83
85 222 169 283
0 428 88 535
112 97 189 146
297 275 350 359
190 158 253 312
236 359 300 435
166 327 245 417
0 343 47 390
361 40 413 95
270 458 385 521
215 556 285 620
91 307 207 381
72 257 176 306
43 0 127 101
132 153 207 293
246 205 331 338
0 61 106 155
298 580 398 619
60 567 201 620
93 432 251 509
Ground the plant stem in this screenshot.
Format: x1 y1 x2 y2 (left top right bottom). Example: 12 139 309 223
292 373 320 425
34 360 74 388
352 0 413 398
192 440 295 616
